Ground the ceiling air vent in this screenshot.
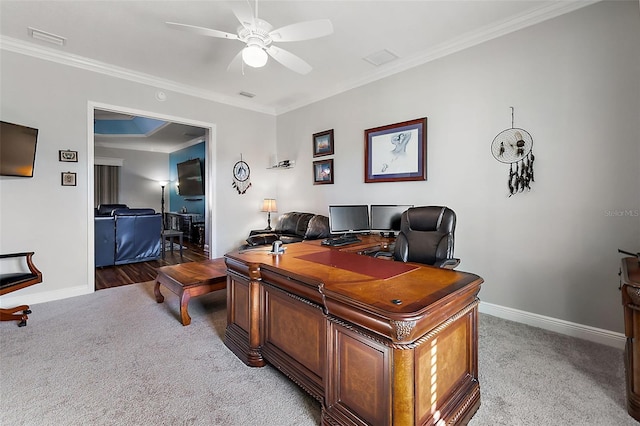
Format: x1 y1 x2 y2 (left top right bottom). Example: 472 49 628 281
363 49 398 67
239 91 256 98
28 27 66 46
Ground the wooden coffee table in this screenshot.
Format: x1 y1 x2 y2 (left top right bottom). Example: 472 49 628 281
154 258 227 325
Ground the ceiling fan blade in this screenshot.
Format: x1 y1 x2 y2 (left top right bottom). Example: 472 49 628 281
269 19 333 42
166 22 238 40
266 45 312 75
227 49 244 72
230 1 255 29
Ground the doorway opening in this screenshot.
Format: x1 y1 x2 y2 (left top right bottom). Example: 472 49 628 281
87 102 217 292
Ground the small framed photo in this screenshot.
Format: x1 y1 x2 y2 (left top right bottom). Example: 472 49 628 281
61 172 77 186
312 129 334 157
59 150 78 162
313 159 334 185
365 117 427 183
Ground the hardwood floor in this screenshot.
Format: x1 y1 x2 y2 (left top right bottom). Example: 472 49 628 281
95 241 210 290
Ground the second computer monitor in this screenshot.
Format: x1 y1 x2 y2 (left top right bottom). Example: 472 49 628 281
370 205 413 234
328 205 370 235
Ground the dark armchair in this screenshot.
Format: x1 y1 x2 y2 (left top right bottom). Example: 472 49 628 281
381 206 459 269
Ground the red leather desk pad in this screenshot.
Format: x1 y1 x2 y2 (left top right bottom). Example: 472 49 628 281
296 250 417 280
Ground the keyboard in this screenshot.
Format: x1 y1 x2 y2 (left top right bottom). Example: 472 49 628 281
321 235 362 247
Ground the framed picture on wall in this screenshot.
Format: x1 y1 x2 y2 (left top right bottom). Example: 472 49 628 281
59 150 78 162
61 171 77 186
312 129 334 157
364 117 427 183
313 159 334 185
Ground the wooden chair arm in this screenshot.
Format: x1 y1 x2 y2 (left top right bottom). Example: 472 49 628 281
0 252 42 296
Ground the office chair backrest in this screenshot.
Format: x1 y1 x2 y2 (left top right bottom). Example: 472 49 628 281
393 206 456 266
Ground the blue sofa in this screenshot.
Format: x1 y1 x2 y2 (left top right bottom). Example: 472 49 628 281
95 207 162 267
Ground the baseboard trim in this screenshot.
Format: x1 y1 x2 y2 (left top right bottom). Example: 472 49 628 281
0 285 93 309
479 301 625 349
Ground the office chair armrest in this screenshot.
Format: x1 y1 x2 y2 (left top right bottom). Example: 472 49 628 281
435 258 460 269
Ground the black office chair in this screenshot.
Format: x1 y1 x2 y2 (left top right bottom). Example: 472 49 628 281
389 206 460 269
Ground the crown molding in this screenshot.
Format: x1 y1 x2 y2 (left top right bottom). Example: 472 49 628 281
273 0 600 115
0 35 276 116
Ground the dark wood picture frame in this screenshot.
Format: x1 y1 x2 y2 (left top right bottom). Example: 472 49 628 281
313 129 334 157
364 117 427 183
59 150 78 162
61 171 77 186
313 158 334 185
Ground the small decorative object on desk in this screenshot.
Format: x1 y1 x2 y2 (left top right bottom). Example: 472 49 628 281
491 107 535 197
232 154 251 194
59 150 78 162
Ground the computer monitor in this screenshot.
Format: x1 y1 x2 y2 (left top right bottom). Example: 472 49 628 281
370 205 413 235
328 205 370 235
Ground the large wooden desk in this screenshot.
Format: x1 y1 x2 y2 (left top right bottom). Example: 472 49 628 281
224 236 483 425
621 256 640 421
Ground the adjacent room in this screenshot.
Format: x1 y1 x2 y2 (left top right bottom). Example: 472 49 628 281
1 1 638 425
93 109 210 289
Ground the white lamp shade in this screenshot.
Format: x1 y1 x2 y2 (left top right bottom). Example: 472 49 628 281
261 198 277 212
242 45 268 68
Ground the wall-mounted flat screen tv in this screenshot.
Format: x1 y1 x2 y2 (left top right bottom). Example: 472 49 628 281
0 121 39 177
177 158 204 196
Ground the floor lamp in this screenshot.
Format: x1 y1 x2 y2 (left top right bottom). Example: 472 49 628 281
159 181 168 230
261 198 277 231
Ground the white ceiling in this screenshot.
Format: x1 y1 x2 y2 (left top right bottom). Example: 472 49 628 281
93 110 207 153
1 1 598 117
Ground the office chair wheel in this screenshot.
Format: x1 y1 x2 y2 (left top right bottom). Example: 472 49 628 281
18 320 27 327
24 309 32 314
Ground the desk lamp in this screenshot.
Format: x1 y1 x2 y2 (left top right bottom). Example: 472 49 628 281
261 198 277 231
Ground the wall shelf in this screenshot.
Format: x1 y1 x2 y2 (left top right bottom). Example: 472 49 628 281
268 160 295 170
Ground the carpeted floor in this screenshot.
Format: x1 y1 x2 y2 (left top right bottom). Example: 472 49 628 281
0 281 635 425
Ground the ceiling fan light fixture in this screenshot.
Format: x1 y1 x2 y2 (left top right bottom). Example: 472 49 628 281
242 45 268 68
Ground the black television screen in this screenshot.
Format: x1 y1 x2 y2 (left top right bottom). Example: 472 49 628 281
370 205 413 232
328 205 370 234
177 158 204 196
0 121 38 177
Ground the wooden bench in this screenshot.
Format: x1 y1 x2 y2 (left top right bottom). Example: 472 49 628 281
154 258 227 326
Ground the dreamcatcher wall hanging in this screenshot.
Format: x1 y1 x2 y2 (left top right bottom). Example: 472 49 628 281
232 154 252 194
491 107 535 197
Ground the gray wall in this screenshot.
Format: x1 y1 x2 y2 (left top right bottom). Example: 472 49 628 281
0 50 277 304
95 146 169 212
274 1 640 334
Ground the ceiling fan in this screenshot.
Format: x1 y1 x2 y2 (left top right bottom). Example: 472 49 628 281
166 0 333 75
